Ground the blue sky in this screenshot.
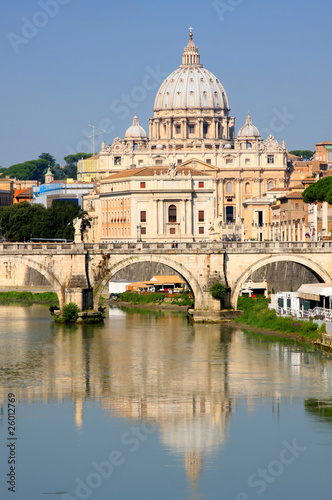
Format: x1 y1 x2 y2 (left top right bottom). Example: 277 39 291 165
1 0 332 168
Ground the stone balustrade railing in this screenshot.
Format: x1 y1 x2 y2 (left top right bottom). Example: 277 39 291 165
0 240 331 253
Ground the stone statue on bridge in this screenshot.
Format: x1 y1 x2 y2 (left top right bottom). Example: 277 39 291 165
73 217 83 243
208 216 222 241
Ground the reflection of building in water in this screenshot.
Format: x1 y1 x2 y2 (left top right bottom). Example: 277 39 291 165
1 312 332 485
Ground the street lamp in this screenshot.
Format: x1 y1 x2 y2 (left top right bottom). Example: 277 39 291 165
137 224 141 242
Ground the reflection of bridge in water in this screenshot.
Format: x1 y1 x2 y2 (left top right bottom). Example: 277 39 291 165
0 241 331 313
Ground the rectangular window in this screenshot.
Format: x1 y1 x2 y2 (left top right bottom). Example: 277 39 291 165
114 157 121 165
226 158 233 164
176 125 181 134
206 159 211 164
198 210 204 222
177 159 182 165
170 228 176 235
267 155 274 164
199 227 204 234
155 159 162 165
198 181 204 188
141 227 146 235
189 125 195 134
140 181 146 188
140 211 146 222
138 160 143 165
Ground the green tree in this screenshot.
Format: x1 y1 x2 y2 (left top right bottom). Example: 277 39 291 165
0 200 88 242
63 153 92 180
1 159 51 183
302 176 332 204
210 282 226 301
289 150 314 160
38 153 56 168
61 303 80 323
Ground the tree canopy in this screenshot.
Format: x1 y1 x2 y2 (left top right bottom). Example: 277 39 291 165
289 150 314 160
63 153 93 180
302 176 332 204
0 200 90 242
0 152 92 183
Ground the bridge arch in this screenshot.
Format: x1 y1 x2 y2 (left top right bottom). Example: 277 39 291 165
231 254 332 309
93 254 204 308
0 255 65 309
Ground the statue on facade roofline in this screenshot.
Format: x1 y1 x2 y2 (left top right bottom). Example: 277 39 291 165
168 163 177 179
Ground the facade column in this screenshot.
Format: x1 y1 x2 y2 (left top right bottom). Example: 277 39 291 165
292 220 296 241
219 180 224 222
288 222 292 241
313 202 318 241
322 201 328 237
297 221 301 241
302 221 306 241
182 119 187 139
156 119 160 140
235 178 241 222
161 201 165 236
198 119 203 139
154 199 159 236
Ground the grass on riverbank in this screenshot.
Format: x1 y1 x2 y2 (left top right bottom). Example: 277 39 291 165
235 296 320 341
0 291 59 306
117 291 193 307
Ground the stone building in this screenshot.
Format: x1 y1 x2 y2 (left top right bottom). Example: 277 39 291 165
81 30 289 241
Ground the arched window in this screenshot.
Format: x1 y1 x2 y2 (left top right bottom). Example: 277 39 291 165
168 205 177 222
226 182 233 194
245 182 251 194
246 141 252 149
268 181 274 190
133 143 138 151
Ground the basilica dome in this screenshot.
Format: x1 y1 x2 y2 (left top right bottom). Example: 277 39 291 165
154 32 230 112
125 114 147 139
237 113 260 138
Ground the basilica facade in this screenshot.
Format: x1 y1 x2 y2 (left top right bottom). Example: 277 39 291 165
81 30 288 242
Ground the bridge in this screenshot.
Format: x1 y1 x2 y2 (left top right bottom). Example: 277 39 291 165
0 241 331 315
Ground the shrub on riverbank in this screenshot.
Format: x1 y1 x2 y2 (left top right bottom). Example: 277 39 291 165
119 291 164 304
0 291 58 306
118 291 193 307
235 296 319 341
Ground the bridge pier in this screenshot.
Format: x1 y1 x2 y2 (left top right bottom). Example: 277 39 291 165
64 246 94 311
64 287 94 311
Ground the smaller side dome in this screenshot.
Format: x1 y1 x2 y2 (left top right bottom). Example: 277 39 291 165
125 114 147 139
237 113 260 138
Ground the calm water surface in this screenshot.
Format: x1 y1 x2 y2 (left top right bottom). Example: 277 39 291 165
0 304 332 500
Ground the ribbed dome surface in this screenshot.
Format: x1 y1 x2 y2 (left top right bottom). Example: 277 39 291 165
154 66 229 110
237 113 260 138
154 32 229 112
125 114 147 139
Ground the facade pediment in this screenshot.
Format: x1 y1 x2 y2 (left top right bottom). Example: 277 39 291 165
180 158 219 171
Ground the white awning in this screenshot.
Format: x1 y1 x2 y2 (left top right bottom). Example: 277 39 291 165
297 283 332 301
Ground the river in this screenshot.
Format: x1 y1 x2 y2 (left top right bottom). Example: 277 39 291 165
0 303 332 500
